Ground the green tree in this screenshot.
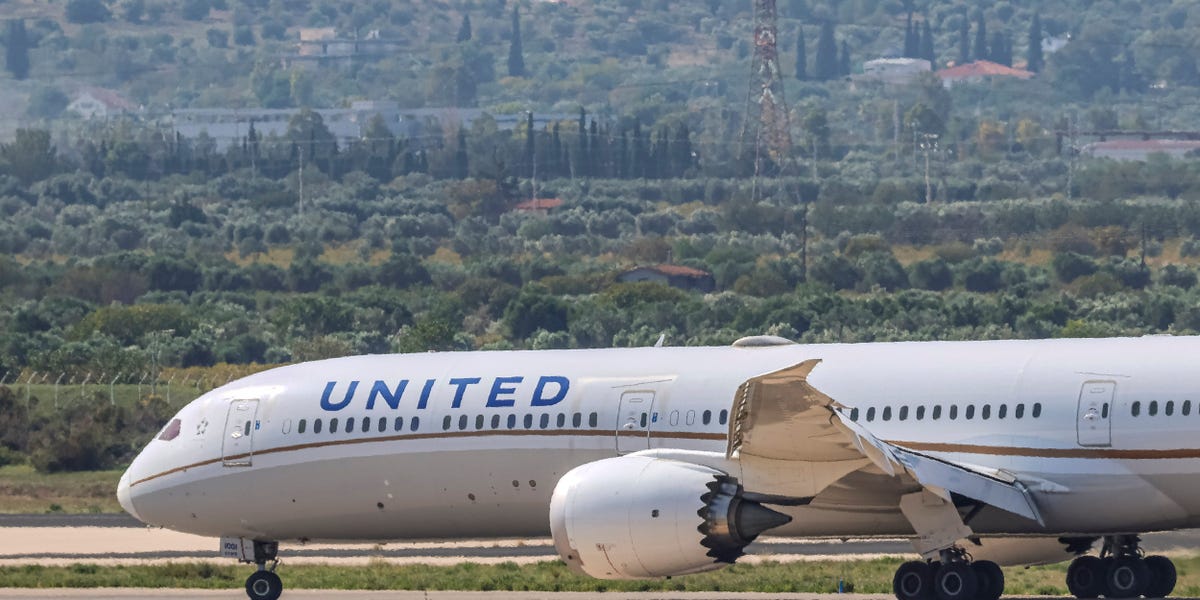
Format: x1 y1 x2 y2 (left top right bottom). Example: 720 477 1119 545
840 40 851 75
973 14 987 61
286 109 335 161
5 20 30 80
920 21 934 65
1027 13 1044 72
457 13 472 42
121 0 145 23
904 13 917 58
505 285 568 339
0 129 57 185
815 21 837 80
507 6 525 77
25 87 68 119
65 0 111 23
957 15 969 64
794 27 806 80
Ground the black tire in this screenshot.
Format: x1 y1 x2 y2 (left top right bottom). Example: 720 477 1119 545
245 570 283 600
894 560 936 600
934 562 978 600
1067 556 1108 599
973 560 1005 600
1144 555 1177 598
1107 556 1151 599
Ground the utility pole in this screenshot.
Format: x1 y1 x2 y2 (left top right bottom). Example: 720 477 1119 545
739 0 793 200
298 148 305 217
921 133 938 203
1066 114 1077 200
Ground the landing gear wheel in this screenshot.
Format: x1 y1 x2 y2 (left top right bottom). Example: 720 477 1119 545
933 562 978 600
245 570 283 600
1067 555 1108 599
1144 555 1177 598
893 560 936 600
972 560 1004 600
1107 556 1151 598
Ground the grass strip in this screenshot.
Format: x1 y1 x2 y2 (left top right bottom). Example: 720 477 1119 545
0 557 1196 594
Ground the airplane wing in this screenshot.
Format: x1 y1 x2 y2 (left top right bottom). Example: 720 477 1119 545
726 359 1043 525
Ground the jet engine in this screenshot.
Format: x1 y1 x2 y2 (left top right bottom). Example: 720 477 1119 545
549 455 791 579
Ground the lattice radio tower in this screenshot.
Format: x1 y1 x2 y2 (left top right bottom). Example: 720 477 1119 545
739 0 794 199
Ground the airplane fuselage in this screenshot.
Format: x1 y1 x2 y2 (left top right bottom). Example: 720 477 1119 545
120 336 1200 543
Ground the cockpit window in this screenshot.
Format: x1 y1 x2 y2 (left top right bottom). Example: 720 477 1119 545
158 418 182 441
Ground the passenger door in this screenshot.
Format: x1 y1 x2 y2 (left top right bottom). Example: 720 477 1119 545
1076 381 1114 447
615 390 655 454
222 399 259 467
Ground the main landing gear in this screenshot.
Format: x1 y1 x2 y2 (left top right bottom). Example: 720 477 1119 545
222 538 284 600
1066 535 1176 599
893 548 1004 600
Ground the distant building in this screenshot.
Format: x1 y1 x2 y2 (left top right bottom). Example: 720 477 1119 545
68 87 137 119
936 60 1033 87
617 265 716 293
855 58 931 86
171 104 572 151
288 28 405 69
1083 139 1200 161
512 197 564 215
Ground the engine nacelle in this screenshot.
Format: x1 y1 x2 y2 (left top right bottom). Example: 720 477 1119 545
549 455 791 579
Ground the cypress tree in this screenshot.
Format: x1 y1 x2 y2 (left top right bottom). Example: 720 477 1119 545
920 21 934 65
795 28 806 80
631 119 646 179
576 107 587 177
674 124 693 176
904 13 917 58
550 122 562 178
974 15 988 61
839 40 851 76
5 19 30 80
588 119 599 177
815 21 837 80
991 31 1008 66
507 6 525 77
455 128 468 178
456 13 472 43
957 16 969 65
1027 13 1044 73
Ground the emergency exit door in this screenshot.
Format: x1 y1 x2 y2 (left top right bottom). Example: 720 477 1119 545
222 399 259 466
1077 381 1114 447
615 391 655 454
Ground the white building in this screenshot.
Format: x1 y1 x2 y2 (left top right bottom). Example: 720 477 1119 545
1083 139 1200 161
855 58 931 86
67 87 137 119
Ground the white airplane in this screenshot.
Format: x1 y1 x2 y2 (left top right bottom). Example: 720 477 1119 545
118 335 1199 600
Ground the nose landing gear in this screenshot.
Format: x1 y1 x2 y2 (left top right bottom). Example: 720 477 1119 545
221 537 283 600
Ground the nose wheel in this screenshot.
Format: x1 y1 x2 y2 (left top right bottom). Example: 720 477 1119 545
222 538 285 600
246 570 283 600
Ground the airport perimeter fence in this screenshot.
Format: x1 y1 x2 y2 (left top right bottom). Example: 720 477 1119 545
0 368 230 412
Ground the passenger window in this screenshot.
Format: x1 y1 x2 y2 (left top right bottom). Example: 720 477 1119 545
882 406 892 421
1032 403 1042 418
442 416 452 431
1102 403 1109 418
850 407 860 421
475 414 484 429
866 407 876 421
330 418 339 433
982 405 991 420
1132 401 1141 417
932 405 942 420
686 410 696 425
298 419 307 434
314 419 323 434
458 415 468 430
507 414 517 429
347 418 357 433
1166 401 1175 416
281 419 291 435
1150 401 1159 416
243 421 251 436
410 416 420 431
965 405 975 420
639 413 648 427
719 409 728 425
949 405 958 420
899 406 908 421
540 414 550 429
589 412 598 427
572 413 582 427
1184 400 1192 416
378 417 387 432
669 411 679 426
916 406 925 420
491 414 501 429
394 417 403 432
557 413 566 427
998 405 1007 419
702 410 712 425
524 414 533 428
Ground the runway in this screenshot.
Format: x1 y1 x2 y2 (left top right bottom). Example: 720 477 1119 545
0 592 912 599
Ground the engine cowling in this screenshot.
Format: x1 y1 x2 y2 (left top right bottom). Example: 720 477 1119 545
549 455 791 579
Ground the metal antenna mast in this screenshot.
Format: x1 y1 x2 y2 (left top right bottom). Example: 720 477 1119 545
739 0 794 199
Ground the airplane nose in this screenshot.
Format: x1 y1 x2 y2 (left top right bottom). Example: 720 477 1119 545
117 470 142 522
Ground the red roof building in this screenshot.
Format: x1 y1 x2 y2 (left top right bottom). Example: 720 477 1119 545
513 197 564 213
936 60 1033 87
